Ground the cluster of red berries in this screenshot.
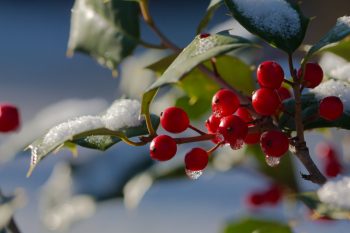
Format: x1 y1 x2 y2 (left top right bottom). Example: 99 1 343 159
149 106 209 178
148 60 345 177
0 104 20 133
246 184 283 207
315 142 342 177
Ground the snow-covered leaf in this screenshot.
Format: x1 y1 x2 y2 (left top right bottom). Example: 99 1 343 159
305 16 350 61
224 0 308 53
27 99 159 176
67 0 139 72
141 32 252 117
197 0 223 34
298 190 350 220
0 98 108 164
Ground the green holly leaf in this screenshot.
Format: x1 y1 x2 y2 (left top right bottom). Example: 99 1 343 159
27 99 159 176
224 0 309 53
223 218 293 233
246 145 298 191
304 16 350 62
298 192 350 220
141 34 253 118
67 0 140 72
73 114 159 151
323 38 350 61
197 0 223 34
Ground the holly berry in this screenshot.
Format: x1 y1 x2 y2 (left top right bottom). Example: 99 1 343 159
257 61 284 89
0 104 20 132
184 148 209 171
199 33 210 39
150 135 177 161
325 161 342 177
160 107 190 133
277 86 292 101
218 115 247 148
246 192 265 207
252 88 281 116
260 130 289 157
319 96 343 121
212 89 240 117
236 107 253 123
205 114 221 143
244 132 261 145
298 63 323 88
264 184 283 205
315 142 337 161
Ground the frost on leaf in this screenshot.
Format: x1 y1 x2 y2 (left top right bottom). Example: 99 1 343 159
231 0 301 38
27 99 142 176
312 79 350 110
317 176 350 210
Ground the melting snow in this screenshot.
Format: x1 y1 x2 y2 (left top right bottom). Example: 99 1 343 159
312 79 350 110
317 176 350 209
27 99 142 174
232 0 301 38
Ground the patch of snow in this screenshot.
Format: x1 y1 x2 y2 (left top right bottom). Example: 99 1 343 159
319 52 347 76
330 63 350 82
312 79 350 110
317 176 350 209
232 0 301 38
102 99 141 130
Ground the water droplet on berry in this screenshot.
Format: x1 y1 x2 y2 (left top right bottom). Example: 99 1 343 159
230 139 244 150
185 169 203 180
265 155 280 167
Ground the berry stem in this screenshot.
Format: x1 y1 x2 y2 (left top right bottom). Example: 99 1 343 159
207 142 223 155
283 79 294 86
189 124 206 135
174 134 215 144
288 53 326 185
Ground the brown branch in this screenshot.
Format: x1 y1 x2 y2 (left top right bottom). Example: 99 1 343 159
288 54 326 185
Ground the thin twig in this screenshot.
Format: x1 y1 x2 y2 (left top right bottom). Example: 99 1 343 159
189 124 206 135
174 134 215 144
288 54 326 185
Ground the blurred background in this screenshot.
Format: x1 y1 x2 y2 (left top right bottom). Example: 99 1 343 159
0 0 350 232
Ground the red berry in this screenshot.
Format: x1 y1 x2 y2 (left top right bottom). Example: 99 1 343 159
0 104 20 132
244 132 261 145
298 63 323 88
236 107 253 123
319 96 343 121
260 130 289 157
199 33 210 39
277 86 292 101
184 148 208 171
264 184 283 205
315 142 337 161
205 114 221 143
218 115 247 148
160 107 189 133
246 192 265 207
257 61 284 89
150 135 177 161
212 89 240 117
252 88 281 116
325 161 342 177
